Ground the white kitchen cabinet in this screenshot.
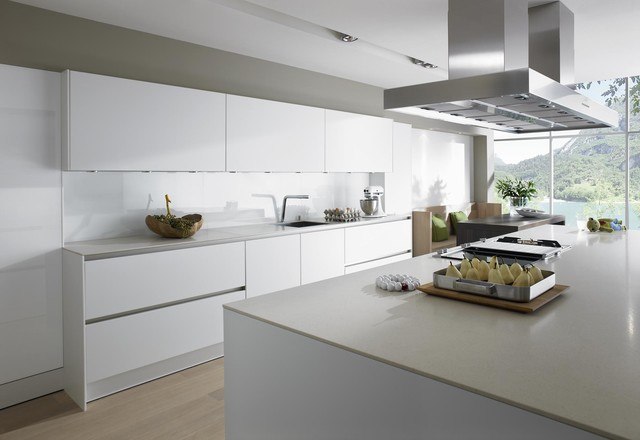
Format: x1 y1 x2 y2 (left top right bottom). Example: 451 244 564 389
325 109 393 172
344 252 412 274
370 122 413 215
63 240 247 407
84 242 244 320
85 290 244 387
0 65 63 409
301 229 345 284
246 235 301 297
344 220 412 266
62 70 226 171
226 95 325 172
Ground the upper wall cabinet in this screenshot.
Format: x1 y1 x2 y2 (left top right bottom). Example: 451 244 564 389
325 110 393 172
226 95 325 172
62 71 226 171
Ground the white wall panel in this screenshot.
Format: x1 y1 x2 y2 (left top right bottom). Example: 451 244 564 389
411 129 473 208
0 64 62 391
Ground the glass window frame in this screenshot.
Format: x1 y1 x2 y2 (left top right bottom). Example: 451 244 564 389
494 76 639 227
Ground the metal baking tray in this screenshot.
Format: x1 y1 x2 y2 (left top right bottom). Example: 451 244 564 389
433 265 556 302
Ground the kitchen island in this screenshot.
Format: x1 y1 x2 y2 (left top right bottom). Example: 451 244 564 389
224 225 639 440
455 213 566 245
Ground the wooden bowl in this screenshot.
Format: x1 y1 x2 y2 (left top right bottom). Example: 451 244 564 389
145 214 203 239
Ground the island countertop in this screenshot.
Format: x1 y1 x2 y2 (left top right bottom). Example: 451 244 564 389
225 225 640 440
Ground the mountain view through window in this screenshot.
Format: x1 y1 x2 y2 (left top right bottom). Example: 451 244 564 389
494 76 640 229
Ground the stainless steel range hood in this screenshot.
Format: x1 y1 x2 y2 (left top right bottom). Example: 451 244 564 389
384 0 618 133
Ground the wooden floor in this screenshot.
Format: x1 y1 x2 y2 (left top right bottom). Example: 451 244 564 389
0 358 225 440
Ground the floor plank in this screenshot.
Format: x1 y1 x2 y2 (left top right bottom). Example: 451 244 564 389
0 358 225 440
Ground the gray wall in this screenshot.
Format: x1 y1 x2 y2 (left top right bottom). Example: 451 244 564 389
0 0 382 115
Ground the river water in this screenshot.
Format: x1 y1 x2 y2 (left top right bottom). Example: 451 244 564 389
528 200 640 229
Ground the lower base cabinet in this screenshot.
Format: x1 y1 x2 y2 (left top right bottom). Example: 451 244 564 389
85 290 244 399
63 243 247 408
343 220 412 274
63 218 412 408
301 229 345 284
246 235 301 298
344 252 412 274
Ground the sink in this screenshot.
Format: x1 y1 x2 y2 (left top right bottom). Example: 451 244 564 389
282 221 326 228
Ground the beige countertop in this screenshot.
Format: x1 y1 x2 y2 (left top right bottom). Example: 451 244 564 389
225 225 640 440
63 214 410 259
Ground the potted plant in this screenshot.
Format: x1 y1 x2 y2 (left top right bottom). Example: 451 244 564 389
495 177 537 214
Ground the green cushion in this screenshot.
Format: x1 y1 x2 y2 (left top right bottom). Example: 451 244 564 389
449 211 468 234
431 215 449 242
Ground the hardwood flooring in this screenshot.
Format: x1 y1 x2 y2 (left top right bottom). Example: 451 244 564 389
0 358 225 440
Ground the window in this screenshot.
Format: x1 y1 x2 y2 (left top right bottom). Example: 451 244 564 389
630 134 640 229
494 138 550 213
552 135 626 227
494 75 640 229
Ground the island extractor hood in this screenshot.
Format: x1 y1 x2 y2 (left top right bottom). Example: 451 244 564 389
384 0 619 133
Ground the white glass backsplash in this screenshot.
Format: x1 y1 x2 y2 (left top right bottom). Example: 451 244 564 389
411 129 473 208
63 171 369 242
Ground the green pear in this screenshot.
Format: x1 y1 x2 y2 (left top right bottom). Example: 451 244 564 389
489 255 498 270
465 267 480 280
510 259 523 279
478 260 490 281
460 257 471 277
488 267 505 284
471 255 480 270
499 263 515 285
529 265 544 284
445 262 463 278
513 268 532 287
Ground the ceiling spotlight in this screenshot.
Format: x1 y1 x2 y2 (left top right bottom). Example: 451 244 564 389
412 58 437 69
339 33 358 43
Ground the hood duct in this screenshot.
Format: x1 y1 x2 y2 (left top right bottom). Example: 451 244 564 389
384 0 618 133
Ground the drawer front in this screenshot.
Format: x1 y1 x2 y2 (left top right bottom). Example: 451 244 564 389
85 290 245 383
246 235 300 298
85 242 245 320
344 252 412 274
344 220 412 265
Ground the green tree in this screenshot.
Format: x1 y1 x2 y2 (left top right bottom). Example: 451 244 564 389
576 76 640 116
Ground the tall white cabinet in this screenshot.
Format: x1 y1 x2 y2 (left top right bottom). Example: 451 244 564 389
62 71 226 171
370 122 413 215
226 95 325 172
0 64 63 409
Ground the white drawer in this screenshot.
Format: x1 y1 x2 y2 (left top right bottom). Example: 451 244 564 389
85 242 245 320
85 290 245 383
344 252 412 274
344 220 411 266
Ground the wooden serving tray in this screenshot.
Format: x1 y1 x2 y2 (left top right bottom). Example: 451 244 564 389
417 283 569 313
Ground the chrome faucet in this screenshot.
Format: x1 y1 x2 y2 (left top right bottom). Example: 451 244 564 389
281 195 309 223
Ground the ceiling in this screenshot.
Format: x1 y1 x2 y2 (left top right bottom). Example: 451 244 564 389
12 0 640 88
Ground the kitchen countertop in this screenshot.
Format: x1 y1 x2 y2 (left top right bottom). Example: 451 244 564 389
225 225 640 440
459 213 566 226
63 214 410 259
